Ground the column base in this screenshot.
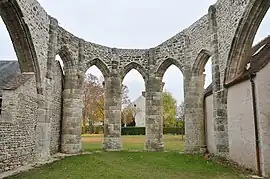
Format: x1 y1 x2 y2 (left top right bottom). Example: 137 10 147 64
184 144 206 154
103 137 121 151
61 144 82 154
215 144 229 158
61 134 82 154
145 141 164 152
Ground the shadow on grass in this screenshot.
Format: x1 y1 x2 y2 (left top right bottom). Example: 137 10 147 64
7 152 247 179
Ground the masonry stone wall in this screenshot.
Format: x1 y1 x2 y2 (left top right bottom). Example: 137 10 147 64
0 75 37 173
1 0 270 176
49 61 63 154
215 0 249 83
17 0 51 86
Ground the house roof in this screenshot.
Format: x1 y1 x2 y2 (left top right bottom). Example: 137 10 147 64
0 61 34 96
205 36 270 97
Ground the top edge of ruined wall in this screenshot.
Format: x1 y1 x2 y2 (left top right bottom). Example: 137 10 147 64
154 14 210 49
47 1 217 52
57 26 149 54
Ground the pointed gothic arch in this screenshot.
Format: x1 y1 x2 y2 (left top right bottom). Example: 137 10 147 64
156 58 184 79
121 62 147 81
225 0 270 84
192 49 212 76
0 0 42 93
86 58 110 78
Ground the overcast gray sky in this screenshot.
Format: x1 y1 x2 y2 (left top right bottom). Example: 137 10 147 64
0 0 269 103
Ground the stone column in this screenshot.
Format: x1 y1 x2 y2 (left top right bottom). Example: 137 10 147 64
209 5 229 157
184 73 205 153
35 94 51 161
61 68 84 154
46 16 58 79
145 76 164 151
103 74 122 151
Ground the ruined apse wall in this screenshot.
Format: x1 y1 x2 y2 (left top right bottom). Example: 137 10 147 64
0 0 64 173
0 0 259 174
47 0 226 154
0 75 37 173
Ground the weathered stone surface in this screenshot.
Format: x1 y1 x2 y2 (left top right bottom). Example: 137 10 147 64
103 74 122 151
1 0 270 177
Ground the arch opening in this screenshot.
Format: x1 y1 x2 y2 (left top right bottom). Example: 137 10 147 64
0 1 41 93
162 63 185 151
85 58 110 78
225 1 270 83
81 65 106 151
121 69 146 150
156 58 184 79
192 49 212 77
57 46 74 70
122 62 147 81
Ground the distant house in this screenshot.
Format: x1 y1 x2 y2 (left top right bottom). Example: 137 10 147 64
128 92 146 127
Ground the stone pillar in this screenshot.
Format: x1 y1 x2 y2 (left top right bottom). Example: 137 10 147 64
145 76 164 151
46 16 58 79
61 68 84 154
209 5 229 157
36 94 51 161
103 75 122 151
184 73 205 153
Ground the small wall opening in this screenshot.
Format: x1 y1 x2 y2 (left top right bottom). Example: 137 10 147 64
204 58 212 89
121 69 145 151
55 55 65 75
203 56 214 154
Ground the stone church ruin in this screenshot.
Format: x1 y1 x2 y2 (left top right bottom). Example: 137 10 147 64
0 0 270 177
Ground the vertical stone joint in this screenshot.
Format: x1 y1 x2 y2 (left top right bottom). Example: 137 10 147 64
46 16 59 79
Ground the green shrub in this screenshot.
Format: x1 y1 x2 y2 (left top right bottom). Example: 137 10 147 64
121 127 184 135
82 125 103 134
121 127 145 135
163 127 184 135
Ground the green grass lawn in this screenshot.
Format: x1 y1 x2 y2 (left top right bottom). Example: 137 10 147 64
8 152 246 179
82 134 185 151
6 135 248 179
